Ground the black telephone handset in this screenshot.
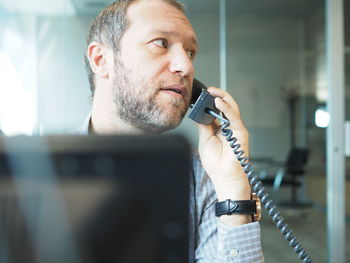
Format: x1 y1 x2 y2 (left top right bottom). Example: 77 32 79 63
188 79 313 263
188 79 220 125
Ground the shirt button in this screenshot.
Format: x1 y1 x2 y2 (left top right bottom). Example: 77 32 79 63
217 243 224 253
230 249 239 257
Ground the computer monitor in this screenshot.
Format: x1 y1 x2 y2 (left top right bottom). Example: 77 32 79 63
0 135 190 263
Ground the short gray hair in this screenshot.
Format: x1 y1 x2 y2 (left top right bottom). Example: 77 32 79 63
85 0 185 96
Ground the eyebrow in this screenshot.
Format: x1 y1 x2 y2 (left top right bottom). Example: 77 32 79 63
149 29 198 48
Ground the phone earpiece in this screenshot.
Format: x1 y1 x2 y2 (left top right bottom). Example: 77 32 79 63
191 79 207 106
189 79 220 125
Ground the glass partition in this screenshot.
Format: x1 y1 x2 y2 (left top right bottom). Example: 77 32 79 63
0 0 102 135
344 0 350 262
225 1 331 262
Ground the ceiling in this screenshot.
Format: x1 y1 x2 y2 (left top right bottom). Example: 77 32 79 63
0 0 76 15
71 0 323 18
70 0 113 15
0 0 323 17
228 0 322 18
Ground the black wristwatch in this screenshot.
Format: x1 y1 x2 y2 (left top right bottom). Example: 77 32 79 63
215 193 261 221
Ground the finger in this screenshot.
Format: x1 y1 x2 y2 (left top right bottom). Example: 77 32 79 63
214 97 249 150
196 122 215 144
207 87 240 114
196 122 213 135
214 97 241 124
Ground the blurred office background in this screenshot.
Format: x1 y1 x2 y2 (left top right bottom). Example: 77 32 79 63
0 0 349 262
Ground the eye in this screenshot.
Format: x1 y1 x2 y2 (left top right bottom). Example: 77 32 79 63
186 50 195 59
152 39 168 48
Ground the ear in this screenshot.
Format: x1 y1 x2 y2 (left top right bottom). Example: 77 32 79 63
86 42 112 79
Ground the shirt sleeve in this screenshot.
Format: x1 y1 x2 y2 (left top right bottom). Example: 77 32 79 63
195 201 264 263
192 152 264 263
216 221 264 262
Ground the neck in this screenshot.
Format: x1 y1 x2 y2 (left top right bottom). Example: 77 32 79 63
91 108 148 135
90 89 146 135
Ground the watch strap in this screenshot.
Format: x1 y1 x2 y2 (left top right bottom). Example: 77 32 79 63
215 199 257 217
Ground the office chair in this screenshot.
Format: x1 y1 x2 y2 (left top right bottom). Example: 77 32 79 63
260 148 312 208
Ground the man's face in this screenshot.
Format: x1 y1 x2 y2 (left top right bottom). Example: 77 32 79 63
111 0 198 132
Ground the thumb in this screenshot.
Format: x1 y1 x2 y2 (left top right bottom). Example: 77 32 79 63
196 123 215 145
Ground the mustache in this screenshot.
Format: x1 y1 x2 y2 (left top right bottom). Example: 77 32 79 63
159 78 191 88
158 78 192 99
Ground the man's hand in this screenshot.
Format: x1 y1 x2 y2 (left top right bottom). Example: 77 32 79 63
197 87 252 226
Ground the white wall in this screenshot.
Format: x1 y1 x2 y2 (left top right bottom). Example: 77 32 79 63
227 18 305 160
0 15 38 135
0 14 92 135
36 16 92 133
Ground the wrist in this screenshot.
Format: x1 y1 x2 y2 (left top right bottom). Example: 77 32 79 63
219 214 252 226
212 177 251 201
216 199 254 226
215 192 261 226
213 176 253 226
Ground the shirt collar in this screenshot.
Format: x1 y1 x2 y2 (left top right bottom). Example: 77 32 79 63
75 112 92 135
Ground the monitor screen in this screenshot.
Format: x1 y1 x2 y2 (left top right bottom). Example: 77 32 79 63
0 135 190 263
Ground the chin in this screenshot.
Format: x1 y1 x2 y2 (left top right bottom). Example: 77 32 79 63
155 115 185 133
149 102 188 132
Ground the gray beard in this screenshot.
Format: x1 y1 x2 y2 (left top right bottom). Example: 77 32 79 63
112 60 190 133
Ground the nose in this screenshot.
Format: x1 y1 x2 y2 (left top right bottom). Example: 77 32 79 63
168 47 194 78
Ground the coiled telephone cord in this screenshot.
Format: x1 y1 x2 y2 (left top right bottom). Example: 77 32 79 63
206 109 313 263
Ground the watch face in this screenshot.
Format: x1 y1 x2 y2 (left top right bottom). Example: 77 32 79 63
252 193 262 221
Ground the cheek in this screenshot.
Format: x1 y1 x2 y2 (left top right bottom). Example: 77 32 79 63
144 63 167 80
127 50 169 76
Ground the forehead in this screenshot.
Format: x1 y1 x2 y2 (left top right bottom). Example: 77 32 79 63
125 0 197 45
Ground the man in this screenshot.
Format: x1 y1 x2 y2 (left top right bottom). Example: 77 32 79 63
79 0 264 262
